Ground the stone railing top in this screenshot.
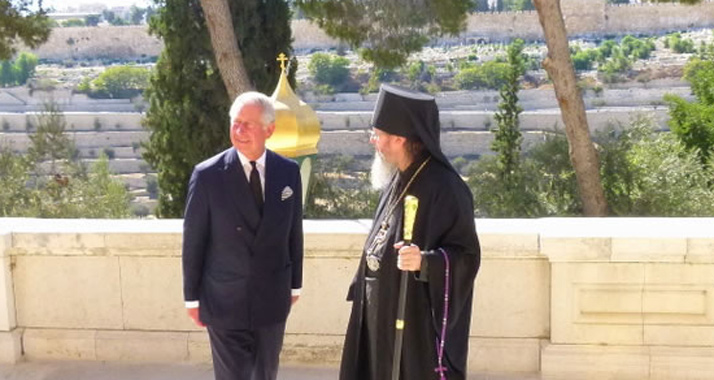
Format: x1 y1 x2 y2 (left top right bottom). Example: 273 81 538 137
0 218 713 262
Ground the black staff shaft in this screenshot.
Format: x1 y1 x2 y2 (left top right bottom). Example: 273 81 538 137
391 239 411 380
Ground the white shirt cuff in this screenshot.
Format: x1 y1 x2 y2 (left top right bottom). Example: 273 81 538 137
291 288 301 296
185 300 199 308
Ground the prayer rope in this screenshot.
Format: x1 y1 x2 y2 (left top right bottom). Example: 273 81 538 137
434 248 451 380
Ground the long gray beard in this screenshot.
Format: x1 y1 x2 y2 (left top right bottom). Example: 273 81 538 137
370 152 397 190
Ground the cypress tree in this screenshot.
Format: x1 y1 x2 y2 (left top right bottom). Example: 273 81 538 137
492 39 525 182
143 0 296 217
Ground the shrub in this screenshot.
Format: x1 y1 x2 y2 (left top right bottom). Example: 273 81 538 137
597 119 714 216
146 176 159 199
620 35 655 60
308 53 350 87
89 66 150 99
467 118 714 217
103 148 116 160
304 155 379 218
665 32 695 54
61 18 85 27
572 48 600 71
454 60 509 90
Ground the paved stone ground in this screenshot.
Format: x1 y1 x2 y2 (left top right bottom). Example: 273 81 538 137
0 361 543 380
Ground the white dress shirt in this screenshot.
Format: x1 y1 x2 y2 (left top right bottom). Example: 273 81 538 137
185 148 301 309
236 149 266 197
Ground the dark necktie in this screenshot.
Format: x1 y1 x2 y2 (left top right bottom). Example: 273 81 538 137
249 161 263 213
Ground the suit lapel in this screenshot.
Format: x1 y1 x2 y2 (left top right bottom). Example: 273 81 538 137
222 148 261 233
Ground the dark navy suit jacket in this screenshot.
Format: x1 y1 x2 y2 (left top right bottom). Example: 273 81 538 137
182 148 303 330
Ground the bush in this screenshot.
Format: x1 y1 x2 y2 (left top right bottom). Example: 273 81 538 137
0 104 131 218
308 53 350 87
146 175 159 199
131 204 151 218
620 35 655 60
597 119 714 216
61 18 85 27
89 66 150 99
0 52 38 87
304 155 379 218
467 118 714 217
665 32 695 54
572 48 600 71
454 60 509 90
103 148 116 160
665 58 714 163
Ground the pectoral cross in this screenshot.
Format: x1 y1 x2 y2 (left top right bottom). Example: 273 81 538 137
277 53 288 71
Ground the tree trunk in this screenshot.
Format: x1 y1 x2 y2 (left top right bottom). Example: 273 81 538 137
199 0 253 100
533 0 608 216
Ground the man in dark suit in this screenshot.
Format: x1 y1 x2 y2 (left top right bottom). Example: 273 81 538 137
182 91 303 380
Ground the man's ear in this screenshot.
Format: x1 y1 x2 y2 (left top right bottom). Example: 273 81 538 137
393 135 407 147
265 123 276 138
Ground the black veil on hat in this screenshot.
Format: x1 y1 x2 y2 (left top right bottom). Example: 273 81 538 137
371 84 457 174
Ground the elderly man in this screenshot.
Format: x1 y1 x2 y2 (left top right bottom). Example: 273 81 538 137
182 92 303 380
340 85 481 380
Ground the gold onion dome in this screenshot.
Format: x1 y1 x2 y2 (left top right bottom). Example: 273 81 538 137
267 53 321 158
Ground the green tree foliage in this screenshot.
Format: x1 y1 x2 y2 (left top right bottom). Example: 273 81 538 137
102 9 115 23
403 60 436 91
598 120 714 216
143 0 296 217
86 66 151 99
571 47 600 71
664 32 695 54
295 0 471 69
0 103 131 218
454 60 510 90
0 60 16 86
0 51 37 86
468 118 714 217
492 39 525 180
84 14 100 26
620 35 656 60
473 0 490 12
110 17 129 26
0 0 51 60
504 0 534 11
570 37 654 76
665 58 714 163
304 155 379 218
130 5 147 25
308 52 350 87
61 18 85 27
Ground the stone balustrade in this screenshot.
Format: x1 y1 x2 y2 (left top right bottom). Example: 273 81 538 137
0 218 712 379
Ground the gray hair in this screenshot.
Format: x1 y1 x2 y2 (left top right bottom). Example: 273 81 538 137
228 91 276 129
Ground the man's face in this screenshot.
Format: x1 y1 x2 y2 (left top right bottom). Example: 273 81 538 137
369 127 404 166
230 103 275 159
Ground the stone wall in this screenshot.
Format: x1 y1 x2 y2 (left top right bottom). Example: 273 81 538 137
0 218 713 378
32 1 714 60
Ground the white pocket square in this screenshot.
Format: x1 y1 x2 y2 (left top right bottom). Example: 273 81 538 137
281 186 294 201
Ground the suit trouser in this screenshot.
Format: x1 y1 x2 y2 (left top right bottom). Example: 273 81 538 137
207 322 286 380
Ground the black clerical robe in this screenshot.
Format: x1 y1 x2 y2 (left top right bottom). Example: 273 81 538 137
339 156 481 380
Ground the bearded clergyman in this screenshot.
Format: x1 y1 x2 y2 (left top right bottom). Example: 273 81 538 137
339 84 481 380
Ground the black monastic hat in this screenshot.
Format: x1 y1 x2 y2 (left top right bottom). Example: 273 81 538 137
371 84 457 174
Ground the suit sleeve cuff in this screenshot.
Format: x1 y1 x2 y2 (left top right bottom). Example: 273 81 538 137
291 288 302 296
185 300 199 308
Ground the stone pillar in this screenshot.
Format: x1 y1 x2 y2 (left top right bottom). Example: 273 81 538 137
0 233 21 363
